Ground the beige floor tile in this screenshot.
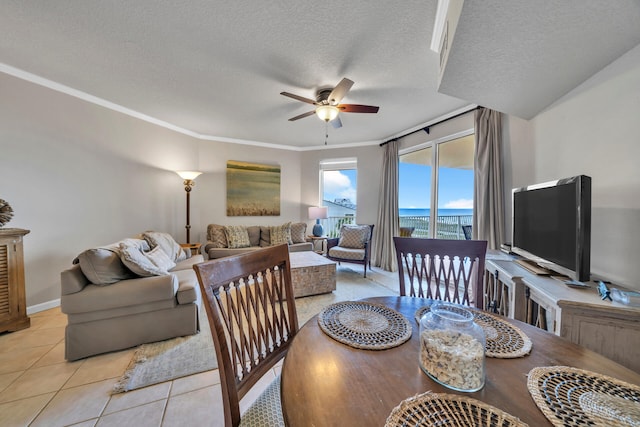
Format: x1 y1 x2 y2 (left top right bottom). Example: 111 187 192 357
64 348 134 389
30 379 114 427
169 369 220 397
1 326 65 351
0 392 55 427
239 370 275 414
30 313 68 330
96 400 165 427
32 341 67 368
31 306 62 317
162 385 224 427
69 419 98 427
0 371 23 394
0 345 54 375
0 362 79 403
104 382 171 415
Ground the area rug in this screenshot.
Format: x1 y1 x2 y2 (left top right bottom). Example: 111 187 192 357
112 313 217 394
112 266 398 394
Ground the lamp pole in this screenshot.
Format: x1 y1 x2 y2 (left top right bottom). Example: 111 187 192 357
184 179 193 243
176 171 202 244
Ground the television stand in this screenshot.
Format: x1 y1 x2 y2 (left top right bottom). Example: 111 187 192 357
515 259 553 276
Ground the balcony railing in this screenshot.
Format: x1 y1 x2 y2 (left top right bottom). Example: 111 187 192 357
319 215 473 240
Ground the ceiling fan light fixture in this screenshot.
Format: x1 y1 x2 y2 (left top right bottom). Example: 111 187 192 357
315 105 339 122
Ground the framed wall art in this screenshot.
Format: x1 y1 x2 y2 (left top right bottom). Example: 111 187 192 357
226 160 281 216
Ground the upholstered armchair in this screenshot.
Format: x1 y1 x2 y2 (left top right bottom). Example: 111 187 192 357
326 224 374 277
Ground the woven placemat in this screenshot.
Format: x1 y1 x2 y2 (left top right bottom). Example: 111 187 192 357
415 305 532 358
527 366 640 427
385 391 529 427
317 301 412 350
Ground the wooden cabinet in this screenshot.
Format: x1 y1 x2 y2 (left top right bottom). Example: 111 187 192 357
0 228 30 332
485 250 640 373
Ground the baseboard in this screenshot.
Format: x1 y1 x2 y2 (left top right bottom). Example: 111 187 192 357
27 298 61 315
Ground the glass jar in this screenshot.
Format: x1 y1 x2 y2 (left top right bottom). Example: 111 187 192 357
419 302 486 392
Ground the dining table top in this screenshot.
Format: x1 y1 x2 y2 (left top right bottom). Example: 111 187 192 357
280 296 640 427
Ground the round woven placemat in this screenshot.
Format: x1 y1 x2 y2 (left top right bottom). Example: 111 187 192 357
414 305 532 358
527 366 640 427
317 301 412 350
385 391 529 427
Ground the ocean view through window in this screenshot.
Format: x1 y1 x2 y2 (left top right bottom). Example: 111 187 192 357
399 133 474 239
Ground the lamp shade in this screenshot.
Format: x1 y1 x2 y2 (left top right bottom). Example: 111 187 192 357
176 171 202 180
315 105 339 122
308 206 328 220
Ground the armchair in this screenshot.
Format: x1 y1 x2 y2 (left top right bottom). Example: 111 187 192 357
326 224 374 277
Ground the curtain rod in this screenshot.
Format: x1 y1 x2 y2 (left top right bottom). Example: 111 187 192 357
380 106 480 147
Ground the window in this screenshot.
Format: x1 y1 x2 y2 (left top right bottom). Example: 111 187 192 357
399 132 474 239
320 159 357 237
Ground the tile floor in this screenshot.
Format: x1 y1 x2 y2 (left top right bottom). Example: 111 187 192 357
0 266 399 427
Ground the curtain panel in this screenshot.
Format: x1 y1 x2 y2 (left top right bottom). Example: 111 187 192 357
473 108 505 250
372 139 399 271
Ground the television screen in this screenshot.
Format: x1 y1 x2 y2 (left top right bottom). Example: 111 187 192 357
512 175 591 281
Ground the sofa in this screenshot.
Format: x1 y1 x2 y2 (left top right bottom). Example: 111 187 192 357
204 222 313 259
60 231 203 361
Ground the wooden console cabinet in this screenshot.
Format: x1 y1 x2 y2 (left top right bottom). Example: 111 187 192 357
0 228 30 332
484 251 640 373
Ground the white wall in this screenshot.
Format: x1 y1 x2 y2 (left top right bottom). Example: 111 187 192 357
503 44 640 290
0 73 303 309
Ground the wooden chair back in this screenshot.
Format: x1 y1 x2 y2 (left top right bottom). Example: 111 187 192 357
193 244 298 427
393 237 487 308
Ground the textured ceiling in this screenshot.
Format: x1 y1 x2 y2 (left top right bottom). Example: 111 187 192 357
1 1 639 150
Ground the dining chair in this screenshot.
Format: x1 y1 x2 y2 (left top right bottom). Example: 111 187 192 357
326 224 374 277
393 237 488 308
193 244 299 427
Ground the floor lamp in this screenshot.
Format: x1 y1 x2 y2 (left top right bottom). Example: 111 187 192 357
176 171 202 244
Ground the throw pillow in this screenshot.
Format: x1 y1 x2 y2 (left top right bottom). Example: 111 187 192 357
119 243 172 277
259 226 271 247
338 225 371 249
247 226 261 247
270 222 292 246
290 222 307 243
224 225 251 249
207 224 228 248
143 231 186 262
76 245 135 285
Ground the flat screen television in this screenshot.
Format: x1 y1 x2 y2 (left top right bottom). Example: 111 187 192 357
512 175 591 281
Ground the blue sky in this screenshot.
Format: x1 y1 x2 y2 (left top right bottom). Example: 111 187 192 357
323 166 473 209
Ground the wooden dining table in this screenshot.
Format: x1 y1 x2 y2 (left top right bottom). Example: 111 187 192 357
280 296 640 426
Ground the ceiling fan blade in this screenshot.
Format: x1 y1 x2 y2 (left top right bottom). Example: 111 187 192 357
288 110 316 121
280 92 317 105
338 104 379 113
331 116 343 129
328 78 354 105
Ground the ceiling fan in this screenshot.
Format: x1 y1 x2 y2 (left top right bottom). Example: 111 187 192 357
280 78 379 128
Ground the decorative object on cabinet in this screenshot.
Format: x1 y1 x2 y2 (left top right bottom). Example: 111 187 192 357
0 199 14 227
226 160 281 216
0 228 30 332
176 171 202 244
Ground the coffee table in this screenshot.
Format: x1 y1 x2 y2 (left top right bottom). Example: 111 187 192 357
289 251 336 298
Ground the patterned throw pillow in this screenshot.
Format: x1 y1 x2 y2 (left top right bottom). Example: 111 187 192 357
338 225 371 249
290 222 307 244
270 222 292 246
207 224 228 248
224 225 251 249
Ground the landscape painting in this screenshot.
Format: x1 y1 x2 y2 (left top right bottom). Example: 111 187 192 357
226 160 281 216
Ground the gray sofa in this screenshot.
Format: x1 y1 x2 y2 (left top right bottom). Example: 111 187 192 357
204 222 313 259
60 232 203 361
